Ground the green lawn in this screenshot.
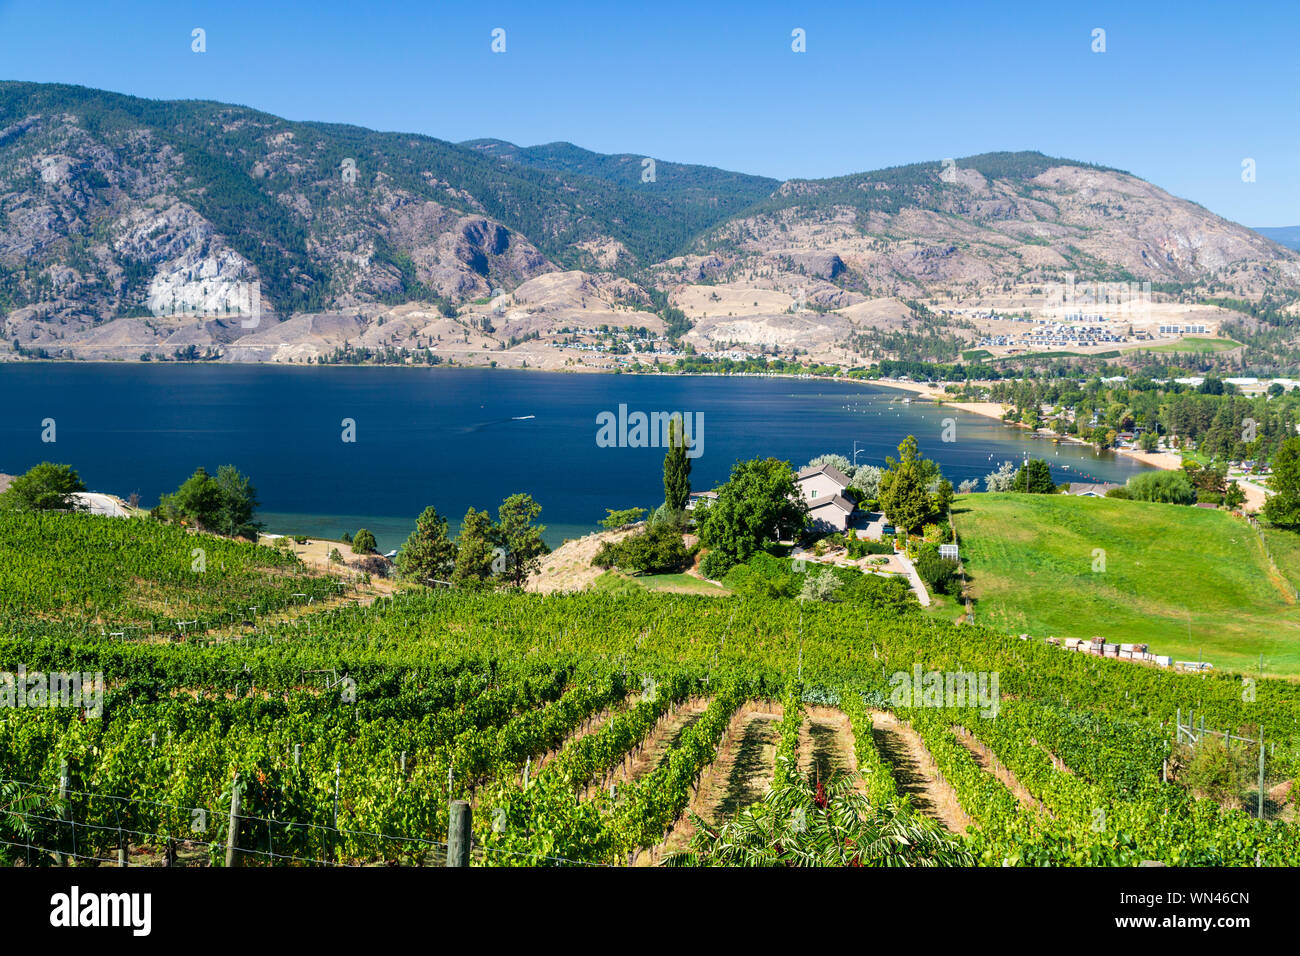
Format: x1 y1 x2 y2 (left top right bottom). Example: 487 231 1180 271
1137 336 1240 354
592 569 730 596
952 493 1300 675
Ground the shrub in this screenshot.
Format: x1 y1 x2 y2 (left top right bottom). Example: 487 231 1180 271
601 507 645 530
592 525 688 575
847 536 893 558
922 522 952 544
351 529 377 553
1176 738 1252 806
798 569 843 603
352 555 391 578
914 545 960 595
723 552 799 599
648 505 688 533
698 549 734 580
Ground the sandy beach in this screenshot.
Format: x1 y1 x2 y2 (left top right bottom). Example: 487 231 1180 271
874 378 1183 472
872 378 1010 421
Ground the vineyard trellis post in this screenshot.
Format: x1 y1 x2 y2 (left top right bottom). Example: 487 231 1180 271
332 762 340 861
447 800 471 867
226 776 242 867
57 761 71 866
1257 727 1265 820
117 802 129 867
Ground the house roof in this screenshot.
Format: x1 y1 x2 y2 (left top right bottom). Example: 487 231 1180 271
797 462 851 489
1067 482 1120 496
808 493 855 515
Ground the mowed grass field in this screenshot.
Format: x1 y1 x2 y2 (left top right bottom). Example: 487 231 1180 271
1138 336 1241 354
952 494 1300 675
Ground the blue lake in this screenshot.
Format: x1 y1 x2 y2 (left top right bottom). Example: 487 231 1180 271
0 365 1151 550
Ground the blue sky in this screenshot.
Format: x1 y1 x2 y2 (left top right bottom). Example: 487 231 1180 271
1 0 1297 225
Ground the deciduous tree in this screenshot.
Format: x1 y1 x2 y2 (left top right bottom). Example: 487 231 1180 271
0 462 86 513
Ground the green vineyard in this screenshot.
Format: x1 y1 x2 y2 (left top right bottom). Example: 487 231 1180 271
0 512 347 638
2 515 1299 866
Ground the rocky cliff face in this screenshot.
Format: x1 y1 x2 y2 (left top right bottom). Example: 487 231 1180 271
700 159 1300 300
1 84 1297 365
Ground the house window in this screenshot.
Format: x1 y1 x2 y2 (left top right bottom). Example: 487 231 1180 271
810 489 818 498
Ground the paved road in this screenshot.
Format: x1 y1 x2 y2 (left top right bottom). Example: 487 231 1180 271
72 492 131 517
891 552 933 607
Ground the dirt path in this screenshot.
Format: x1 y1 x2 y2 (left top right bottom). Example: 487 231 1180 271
952 725 1049 815
798 706 863 794
606 698 710 789
870 711 973 833
530 695 635 785
651 702 784 863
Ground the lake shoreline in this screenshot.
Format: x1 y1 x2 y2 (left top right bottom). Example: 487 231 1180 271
873 379 1182 473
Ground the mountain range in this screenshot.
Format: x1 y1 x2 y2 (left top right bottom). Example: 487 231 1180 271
2 80 1298 366
1254 227 1300 251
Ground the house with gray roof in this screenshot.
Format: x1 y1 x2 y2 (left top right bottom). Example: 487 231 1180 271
796 463 856 532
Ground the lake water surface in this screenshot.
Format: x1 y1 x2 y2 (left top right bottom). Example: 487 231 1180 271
0 365 1151 550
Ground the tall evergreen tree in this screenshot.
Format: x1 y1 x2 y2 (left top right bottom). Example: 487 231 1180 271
878 436 937 534
397 506 457 584
663 416 692 512
452 508 498 588
1011 459 1056 494
495 493 550 588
